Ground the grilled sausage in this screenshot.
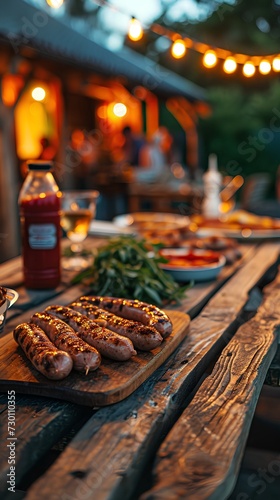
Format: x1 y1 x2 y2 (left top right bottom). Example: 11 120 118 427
69 301 163 351
45 305 137 361
79 296 173 338
31 312 101 373
13 322 73 380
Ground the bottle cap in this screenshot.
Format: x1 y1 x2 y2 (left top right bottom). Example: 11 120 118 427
27 160 54 171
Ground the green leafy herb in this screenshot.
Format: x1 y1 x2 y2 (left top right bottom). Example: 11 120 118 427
71 236 192 306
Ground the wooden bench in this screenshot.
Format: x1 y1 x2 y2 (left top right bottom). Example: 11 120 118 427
0 240 279 499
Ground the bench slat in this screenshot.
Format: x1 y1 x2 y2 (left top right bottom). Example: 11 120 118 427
0 395 92 497
143 273 280 500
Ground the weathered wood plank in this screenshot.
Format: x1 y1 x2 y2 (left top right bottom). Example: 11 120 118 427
24 243 280 500
0 394 93 498
143 271 280 500
176 243 257 316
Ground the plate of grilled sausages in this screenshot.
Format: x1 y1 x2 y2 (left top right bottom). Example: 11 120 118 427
0 296 190 406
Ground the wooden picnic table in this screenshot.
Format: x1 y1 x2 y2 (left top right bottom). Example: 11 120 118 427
0 237 279 499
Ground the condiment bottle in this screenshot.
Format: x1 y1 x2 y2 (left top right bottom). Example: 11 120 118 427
201 154 222 219
18 161 61 289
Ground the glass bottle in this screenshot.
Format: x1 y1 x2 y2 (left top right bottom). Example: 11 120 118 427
18 161 61 289
201 154 222 219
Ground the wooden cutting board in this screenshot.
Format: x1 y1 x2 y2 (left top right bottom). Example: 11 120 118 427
0 310 190 406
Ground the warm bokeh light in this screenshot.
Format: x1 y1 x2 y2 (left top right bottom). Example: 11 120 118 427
96 105 107 119
203 50 217 68
171 40 186 59
128 18 143 41
46 0 64 8
171 163 185 179
243 62 256 77
272 56 280 72
71 129 85 149
113 102 127 117
223 57 237 74
31 87 46 101
2 74 23 107
259 59 271 75
15 89 48 159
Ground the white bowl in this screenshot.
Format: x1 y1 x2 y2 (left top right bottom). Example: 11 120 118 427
160 249 226 283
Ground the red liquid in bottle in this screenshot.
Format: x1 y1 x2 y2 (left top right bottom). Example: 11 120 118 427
20 192 61 289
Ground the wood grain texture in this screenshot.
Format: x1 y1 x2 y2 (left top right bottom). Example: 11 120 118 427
143 271 280 500
0 394 91 498
0 311 190 406
176 243 256 317
24 244 280 500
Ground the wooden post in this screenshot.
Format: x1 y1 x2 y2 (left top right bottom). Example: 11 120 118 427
0 83 20 263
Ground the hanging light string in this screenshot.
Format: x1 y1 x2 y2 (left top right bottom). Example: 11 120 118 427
46 0 280 77
134 19 280 77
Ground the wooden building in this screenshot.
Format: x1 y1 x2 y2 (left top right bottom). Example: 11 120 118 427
0 0 208 263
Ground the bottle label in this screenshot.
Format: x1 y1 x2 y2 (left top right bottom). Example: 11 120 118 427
28 224 57 249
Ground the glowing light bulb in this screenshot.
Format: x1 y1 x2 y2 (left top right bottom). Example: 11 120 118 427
203 50 217 68
223 57 237 74
243 62 255 77
128 18 143 41
171 40 186 59
272 56 280 72
46 0 64 8
259 59 271 75
113 103 127 117
31 87 46 101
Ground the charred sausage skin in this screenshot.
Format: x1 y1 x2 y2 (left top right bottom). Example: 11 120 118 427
13 322 73 380
45 305 137 361
31 311 101 373
69 301 163 351
79 296 172 338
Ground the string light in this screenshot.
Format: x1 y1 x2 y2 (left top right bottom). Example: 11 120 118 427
171 40 186 59
243 62 256 77
113 102 127 117
31 87 46 101
88 0 280 79
272 56 280 72
259 59 271 75
45 0 64 8
203 50 217 68
223 57 237 74
128 17 143 42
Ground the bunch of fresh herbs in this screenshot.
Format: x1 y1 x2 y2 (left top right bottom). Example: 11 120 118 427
72 236 191 306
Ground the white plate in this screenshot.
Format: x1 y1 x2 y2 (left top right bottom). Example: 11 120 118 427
89 220 134 237
160 249 226 283
113 212 189 231
196 227 280 241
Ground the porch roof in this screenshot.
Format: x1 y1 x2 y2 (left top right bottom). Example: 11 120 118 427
0 0 206 102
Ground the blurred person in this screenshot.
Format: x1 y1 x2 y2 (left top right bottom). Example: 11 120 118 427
122 126 146 166
70 129 100 189
136 126 173 182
